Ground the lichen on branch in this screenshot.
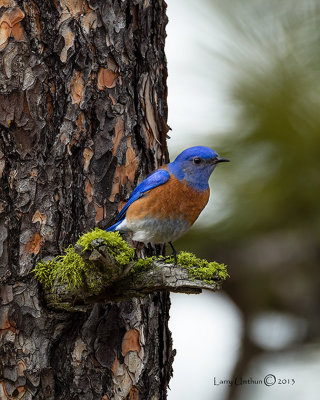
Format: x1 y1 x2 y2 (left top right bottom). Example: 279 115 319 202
33 228 229 311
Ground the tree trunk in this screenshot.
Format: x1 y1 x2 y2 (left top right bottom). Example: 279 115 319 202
0 1 173 399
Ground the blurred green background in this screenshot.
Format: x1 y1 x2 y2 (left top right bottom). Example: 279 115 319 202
167 0 320 399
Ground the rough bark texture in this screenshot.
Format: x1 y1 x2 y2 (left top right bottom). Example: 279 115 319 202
0 1 173 399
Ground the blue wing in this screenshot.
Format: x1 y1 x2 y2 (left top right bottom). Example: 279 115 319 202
106 169 170 231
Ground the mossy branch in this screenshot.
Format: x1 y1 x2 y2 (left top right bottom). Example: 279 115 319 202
33 229 229 311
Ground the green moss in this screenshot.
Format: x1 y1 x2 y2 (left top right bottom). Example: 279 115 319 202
33 229 135 292
33 245 92 291
174 251 229 284
130 257 153 275
77 228 135 266
33 228 228 296
33 258 57 290
55 245 90 288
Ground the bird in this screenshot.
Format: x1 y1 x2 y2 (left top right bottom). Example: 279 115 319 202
106 146 229 263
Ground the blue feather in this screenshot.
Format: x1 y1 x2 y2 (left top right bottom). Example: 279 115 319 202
167 146 221 192
106 169 170 231
106 220 123 232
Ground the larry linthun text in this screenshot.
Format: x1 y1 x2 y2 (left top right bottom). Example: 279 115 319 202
214 375 295 387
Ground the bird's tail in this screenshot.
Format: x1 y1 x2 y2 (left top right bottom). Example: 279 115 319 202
106 220 122 232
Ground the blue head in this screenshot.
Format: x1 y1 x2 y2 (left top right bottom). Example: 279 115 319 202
168 146 229 191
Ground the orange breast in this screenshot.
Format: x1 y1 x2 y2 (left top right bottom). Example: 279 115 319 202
126 174 210 226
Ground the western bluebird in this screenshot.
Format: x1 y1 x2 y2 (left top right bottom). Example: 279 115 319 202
106 146 229 263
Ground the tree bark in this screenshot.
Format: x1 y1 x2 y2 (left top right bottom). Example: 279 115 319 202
0 1 173 399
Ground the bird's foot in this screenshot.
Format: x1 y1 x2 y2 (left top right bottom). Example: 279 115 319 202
168 242 177 266
155 255 172 262
154 254 177 266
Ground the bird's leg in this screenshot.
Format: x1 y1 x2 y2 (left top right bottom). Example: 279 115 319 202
153 244 166 262
153 243 177 264
155 244 162 257
168 242 177 265
134 242 140 260
134 242 145 259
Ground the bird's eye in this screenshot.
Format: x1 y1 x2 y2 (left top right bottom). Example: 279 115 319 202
193 157 202 165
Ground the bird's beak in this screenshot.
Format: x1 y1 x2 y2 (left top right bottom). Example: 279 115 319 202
212 156 230 164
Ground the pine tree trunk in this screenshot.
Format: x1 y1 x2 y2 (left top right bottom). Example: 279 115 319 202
0 1 173 399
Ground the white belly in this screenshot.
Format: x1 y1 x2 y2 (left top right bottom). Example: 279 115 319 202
116 217 190 244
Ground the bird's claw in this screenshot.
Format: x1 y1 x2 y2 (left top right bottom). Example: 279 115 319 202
154 254 177 265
